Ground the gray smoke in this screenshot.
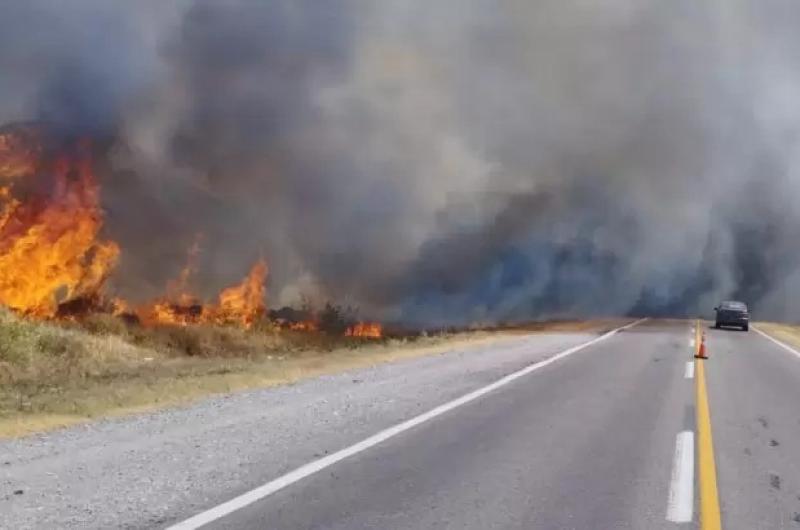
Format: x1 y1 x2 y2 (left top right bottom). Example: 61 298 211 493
3 0 800 325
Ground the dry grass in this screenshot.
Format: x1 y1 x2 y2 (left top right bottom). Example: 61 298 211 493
498 318 628 334
0 309 617 438
755 322 800 348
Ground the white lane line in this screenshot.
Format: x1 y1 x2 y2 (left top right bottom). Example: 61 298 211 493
689 338 696 349
684 361 694 379
753 326 800 360
666 431 695 523
165 318 648 530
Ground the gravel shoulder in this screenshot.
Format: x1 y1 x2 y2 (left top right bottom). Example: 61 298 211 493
0 328 608 530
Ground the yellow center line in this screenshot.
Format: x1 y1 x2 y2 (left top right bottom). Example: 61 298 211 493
695 319 722 529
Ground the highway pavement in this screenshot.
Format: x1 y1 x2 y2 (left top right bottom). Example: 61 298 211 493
4 319 800 529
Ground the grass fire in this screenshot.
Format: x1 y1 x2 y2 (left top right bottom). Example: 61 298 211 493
0 122 382 338
0 124 119 318
0 121 403 436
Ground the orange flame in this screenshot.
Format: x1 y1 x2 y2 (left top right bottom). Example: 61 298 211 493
139 254 268 329
0 124 278 331
144 300 203 326
111 297 131 316
214 259 268 328
166 234 203 306
0 127 119 317
136 235 206 326
345 322 383 338
289 320 319 332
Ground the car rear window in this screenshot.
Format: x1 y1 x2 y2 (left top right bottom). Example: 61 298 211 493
721 301 747 310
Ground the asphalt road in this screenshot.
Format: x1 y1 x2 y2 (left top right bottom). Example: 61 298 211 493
708 325 800 529
4 319 800 529
192 319 688 530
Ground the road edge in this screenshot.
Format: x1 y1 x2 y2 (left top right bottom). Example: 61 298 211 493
752 325 800 359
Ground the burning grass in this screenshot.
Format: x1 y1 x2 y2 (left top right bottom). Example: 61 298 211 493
0 123 276 329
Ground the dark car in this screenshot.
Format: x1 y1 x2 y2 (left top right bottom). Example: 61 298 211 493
714 301 749 331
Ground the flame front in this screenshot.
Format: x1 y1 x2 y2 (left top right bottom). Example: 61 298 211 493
215 259 268 328
0 123 367 334
345 322 383 338
138 252 268 328
289 320 319 332
0 126 119 317
136 235 205 326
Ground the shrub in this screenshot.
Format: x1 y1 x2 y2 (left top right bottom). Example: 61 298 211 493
318 303 356 335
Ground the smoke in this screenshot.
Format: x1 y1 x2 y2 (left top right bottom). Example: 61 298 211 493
4 0 800 325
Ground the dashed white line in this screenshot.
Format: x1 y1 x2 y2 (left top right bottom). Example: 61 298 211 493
165 318 648 530
684 361 694 379
666 430 695 523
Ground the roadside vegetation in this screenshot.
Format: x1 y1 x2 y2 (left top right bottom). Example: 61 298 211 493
0 308 621 438
756 322 800 348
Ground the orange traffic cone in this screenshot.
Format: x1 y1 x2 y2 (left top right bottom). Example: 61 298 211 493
696 332 708 359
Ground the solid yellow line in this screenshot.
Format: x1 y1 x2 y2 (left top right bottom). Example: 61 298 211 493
695 321 722 529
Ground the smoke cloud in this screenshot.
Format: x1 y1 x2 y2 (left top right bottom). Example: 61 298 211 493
3 0 800 325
